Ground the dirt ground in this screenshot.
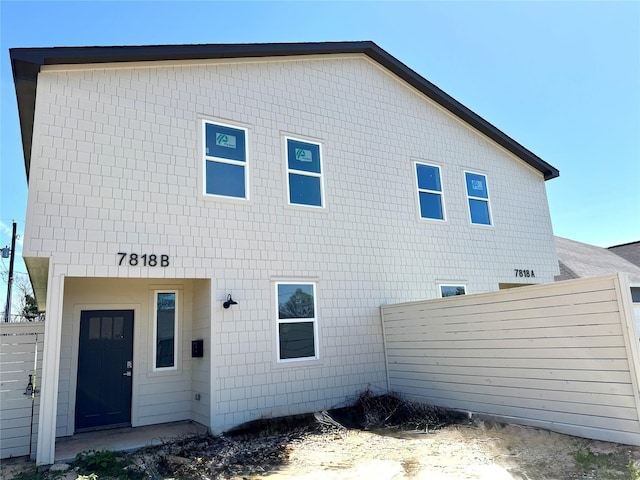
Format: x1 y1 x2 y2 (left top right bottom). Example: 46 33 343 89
4 401 640 480
267 419 640 480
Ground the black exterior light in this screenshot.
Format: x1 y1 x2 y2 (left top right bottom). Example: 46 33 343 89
223 294 238 309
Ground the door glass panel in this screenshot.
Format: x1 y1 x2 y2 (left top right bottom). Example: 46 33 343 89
101 317 113 339
113 316 124 340
89 317 101 340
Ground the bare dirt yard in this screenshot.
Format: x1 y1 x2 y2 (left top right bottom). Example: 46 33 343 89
4 393 640 480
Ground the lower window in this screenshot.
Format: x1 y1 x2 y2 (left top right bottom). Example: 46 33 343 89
276 282 318 361
439 284 466 297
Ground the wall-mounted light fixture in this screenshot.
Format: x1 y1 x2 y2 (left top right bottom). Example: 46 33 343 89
223 294 238 309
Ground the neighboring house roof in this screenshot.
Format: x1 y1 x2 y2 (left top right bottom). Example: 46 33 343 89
555 236 640 284
608 241 640 268
10 41 560 181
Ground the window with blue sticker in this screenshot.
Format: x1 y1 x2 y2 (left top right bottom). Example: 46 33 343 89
203 121 248 199
286 138 323 207
415 163 445 220
465 172 492 225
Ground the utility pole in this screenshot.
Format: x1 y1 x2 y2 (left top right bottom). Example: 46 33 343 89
3 221 17 322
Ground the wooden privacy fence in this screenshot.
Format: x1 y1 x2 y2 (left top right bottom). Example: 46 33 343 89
0 322 45 459
381 274 640 445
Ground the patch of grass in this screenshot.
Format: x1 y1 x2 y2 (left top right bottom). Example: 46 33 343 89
8 468 46 480
72 449 142 480
573 445 640 480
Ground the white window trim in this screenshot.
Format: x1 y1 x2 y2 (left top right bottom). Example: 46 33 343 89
202 119 250 200
464 170 492 226
152 290 179 372
438 283 467 298
275 281 319 363
284 136 325 209
414 161 446 221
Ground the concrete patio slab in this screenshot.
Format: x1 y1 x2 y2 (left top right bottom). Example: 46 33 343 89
55 421 208 463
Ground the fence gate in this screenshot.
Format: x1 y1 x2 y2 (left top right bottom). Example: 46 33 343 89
0 322 45 459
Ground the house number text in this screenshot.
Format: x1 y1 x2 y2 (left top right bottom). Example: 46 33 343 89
117 252 169 267
514 269 535 278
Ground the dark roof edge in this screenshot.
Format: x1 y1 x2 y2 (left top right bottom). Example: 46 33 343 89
608 241 640 249
10 41 559 181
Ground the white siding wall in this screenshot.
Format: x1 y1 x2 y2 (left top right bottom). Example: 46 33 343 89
382 274 640 445
191 279 210 426
0 323 45 459
25 55 558 432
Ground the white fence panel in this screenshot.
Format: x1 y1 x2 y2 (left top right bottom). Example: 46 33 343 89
0 322 45 459
381 274 640 445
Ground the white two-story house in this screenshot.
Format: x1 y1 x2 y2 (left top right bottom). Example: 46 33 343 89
10 41 560 464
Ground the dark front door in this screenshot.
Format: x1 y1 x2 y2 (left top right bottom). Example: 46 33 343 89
76 310 133 432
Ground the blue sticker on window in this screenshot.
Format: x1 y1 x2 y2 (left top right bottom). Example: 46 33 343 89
465 172 487 198
288 140 320 173
206 123 246 162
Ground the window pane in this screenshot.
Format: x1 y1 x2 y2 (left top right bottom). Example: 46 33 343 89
101 317 112 339
279 322 315 359
631 287 640 303
416 164 441 192
469 199 491 225
206 161 246 198
113 316 124 340
465 172 488 198
205 123 246 161
278 284 314 319
156 293 176 368
441 285 466 297
289 173 322 207
89 317 101 340
287 140 321 174
419 192 444 220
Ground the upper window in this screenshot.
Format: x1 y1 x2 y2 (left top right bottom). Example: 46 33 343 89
415 163 445 220
465 172 491 225
276 282 318 361
286 138 323 207
203 121 248 199
154 291 177 370
440 284 466 297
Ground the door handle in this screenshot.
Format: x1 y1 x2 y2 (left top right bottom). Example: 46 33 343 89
123 371 132 377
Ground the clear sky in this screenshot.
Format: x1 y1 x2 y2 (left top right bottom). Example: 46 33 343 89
1 1 639 312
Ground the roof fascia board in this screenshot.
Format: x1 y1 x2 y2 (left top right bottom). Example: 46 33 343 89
10 41 559 181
